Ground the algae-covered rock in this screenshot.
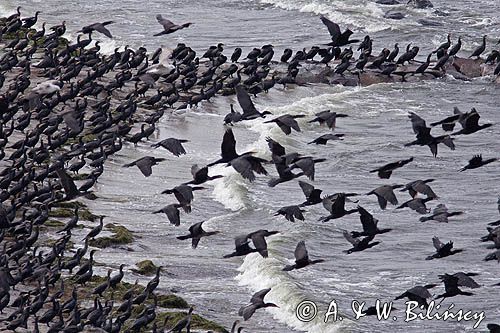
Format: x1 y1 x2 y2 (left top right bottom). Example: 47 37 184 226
132 259 158 276
44 219 66 227
49 206 97 221
89 223 134 248
157 294 189 309
156 312 228 333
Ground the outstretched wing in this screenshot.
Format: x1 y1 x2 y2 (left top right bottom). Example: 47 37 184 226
236 85 258 116
156 15 176 30
320 15 341 45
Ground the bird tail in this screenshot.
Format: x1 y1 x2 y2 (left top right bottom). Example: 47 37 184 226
267 178 281 188
419 216 431 222
282 265 295 271
122 162 135 168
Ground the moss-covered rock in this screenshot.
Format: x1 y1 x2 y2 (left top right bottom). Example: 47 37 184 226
52 201 88 209
44 219 66 227
89 223 134 248
156 294 189 309
131 260 158 276
156 312 228 333
49 206 97 221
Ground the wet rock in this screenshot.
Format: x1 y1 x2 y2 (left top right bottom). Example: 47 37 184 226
408 0 433 8
452 57 484 78
384 10 407 19
377 0 400 5
417 18 443 26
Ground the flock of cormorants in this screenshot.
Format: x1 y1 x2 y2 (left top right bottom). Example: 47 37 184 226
0 5 498 333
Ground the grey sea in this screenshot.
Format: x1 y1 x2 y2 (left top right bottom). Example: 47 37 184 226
2 0 499 332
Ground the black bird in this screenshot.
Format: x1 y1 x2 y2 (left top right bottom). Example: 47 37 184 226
235 85 272 121
264 114 306 135
387 43 399 62
283 241 324 271
154 15 192 36
184 164 223 185
238 288 278 320
351 206 392 237
83 216 104 241
320 15 359 47
284 156 326 181
123 156 166 177
298 181 323 206
320 193 358 222
420 204 463 222
406 112 455 157
308 110 348 130
343 231 380 254
366 184 403 209
395 284 437 308
469 35 487 59
438 272 480 289
274 205 305 222
308 133 344 145
426 237 463 260
400 179 437 198
151 138 189 156
177 221 220 248
369 157 414 179
451 108 492 135
227 153 268 182
435 274 473 301
231 47 242 62
281 48 293 62
152 204 183 226
224 230 279 258
78 21 114 38
459 154 497 171
397 197 434 214
162 185 205 213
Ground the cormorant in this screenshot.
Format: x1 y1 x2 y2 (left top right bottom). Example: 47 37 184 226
366 184 403 209
283 241 324 271
122 156 166 177
459 155 497 171
369 157 414 179
320 193 358 221
426 237 462 260
154 15 192 36
274 205 305 222
177 221 220 248
343 231 380 254
238 288 278 320
420 204 463 222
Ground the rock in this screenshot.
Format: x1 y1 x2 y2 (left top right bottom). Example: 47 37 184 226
376 0 400 4
452 57 484 78
384 10 406 20
408 0 433 8
417 18 443 26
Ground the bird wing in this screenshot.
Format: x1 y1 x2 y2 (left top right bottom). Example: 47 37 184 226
407 199 428 214
330 193 347 215
164 138 187 156
191 164 203 177
266 137 286 156
322 196 334 213
408 112 427 134
294 241 309 264
299 181 314 198
453 272 480 289
239 304 257 321
221 129 237 160
409 286 432 299
294 158 314 179
156 15 176 30
250 288 271 304
432 236 443 250
56 168 79 197
358 206 377 234
230 157 255 182
236 85 258 116
166 205 180 226
412 181 436 198
278 115 301 132
250 233 269 257
134 158 153 177
175 185 194 203
379 186 398 205
343 230 360 246
320 15 341 44
189 221 204 236
464 110 480 129
61 112 82 133
93 23 113 38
